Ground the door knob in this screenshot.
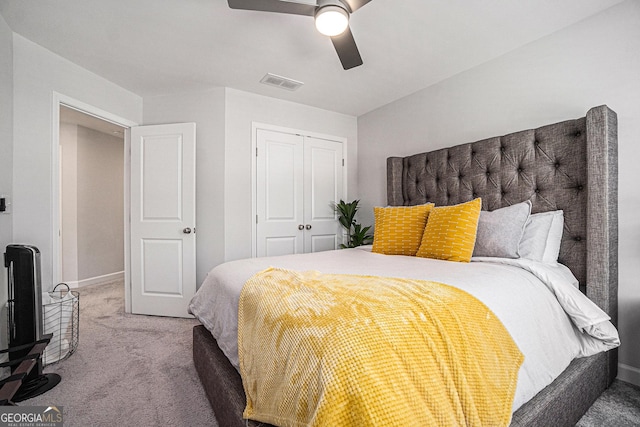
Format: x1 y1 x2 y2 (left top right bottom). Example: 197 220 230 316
305 224 312 230
298 224 304 230
183 227 192 234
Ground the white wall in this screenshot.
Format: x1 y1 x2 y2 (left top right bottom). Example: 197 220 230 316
358 0 640 385
224 88 358 262
0 13 13 351
143 88 226 286
12 34 142 290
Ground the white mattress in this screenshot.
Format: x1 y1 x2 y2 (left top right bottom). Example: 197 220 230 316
189 247 619 412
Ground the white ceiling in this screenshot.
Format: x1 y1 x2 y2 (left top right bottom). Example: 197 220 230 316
0 0 624 116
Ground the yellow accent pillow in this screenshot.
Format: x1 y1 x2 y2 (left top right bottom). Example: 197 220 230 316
372 204 434 256
416 198 482 262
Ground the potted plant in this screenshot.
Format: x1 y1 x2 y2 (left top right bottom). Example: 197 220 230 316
334 199 373 248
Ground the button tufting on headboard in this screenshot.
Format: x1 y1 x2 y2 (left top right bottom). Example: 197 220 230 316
389 114 601 291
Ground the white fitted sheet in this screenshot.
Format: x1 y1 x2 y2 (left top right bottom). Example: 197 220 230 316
189 248 619 412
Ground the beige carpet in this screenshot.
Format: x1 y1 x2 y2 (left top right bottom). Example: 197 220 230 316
24 280 217 427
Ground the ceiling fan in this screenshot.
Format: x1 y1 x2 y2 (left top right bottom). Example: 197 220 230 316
227 0 372 70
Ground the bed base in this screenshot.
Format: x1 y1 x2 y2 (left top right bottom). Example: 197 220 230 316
194 324 611 427
193 325 265 427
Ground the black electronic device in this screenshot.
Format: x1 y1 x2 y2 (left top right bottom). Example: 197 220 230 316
3 245 60 402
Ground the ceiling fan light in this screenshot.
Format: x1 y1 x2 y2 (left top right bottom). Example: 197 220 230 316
315 5 349 37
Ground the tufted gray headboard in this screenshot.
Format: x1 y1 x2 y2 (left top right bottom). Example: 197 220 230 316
387 106 618 328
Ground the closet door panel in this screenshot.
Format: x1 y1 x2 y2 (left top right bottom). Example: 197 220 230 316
256 130 304 257
303 137 343 254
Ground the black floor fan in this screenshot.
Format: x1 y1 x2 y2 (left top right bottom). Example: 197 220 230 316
3 245 60 402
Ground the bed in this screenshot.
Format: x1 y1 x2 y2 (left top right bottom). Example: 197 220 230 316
191 105 618 426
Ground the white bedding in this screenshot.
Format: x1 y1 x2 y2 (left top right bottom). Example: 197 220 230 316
188 247 619 412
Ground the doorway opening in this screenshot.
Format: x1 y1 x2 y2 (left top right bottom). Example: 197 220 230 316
59 106 126 287
51 94 138 313
53 94 197 317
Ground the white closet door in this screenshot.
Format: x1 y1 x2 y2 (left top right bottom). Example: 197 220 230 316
256 129 304 257
303 137 343 253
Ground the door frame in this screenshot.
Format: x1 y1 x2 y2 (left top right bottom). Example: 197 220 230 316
51 92 138 312
250 122 348 258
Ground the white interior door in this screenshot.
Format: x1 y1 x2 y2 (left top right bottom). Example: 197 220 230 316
256 129 304 257
304 137 343 253
130 123 196 317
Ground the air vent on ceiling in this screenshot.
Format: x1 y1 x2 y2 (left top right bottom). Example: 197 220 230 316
260 73 304 91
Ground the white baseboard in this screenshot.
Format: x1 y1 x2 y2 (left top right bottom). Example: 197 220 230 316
618 363 640 387
64 271 124 289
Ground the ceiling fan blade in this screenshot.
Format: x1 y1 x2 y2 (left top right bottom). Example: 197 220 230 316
340 0 372 13
330 26 363 70
227 0 316 16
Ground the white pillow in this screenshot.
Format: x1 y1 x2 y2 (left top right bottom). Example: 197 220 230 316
518 210 564 263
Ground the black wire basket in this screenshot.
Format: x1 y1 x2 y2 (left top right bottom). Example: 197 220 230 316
42 283 79 366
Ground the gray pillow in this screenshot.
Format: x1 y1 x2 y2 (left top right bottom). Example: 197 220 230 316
472 200 531 258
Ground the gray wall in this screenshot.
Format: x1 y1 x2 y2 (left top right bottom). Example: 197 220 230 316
60 124 124 283
358 1 640 385
11 34 142 288
60 122 78 282
76 126 124 280
0 12 13 351
143 88 227 287
143 88 358 286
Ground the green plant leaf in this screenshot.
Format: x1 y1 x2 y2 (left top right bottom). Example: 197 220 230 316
334 199 372 248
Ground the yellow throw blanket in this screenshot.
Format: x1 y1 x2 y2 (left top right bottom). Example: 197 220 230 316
238 268 523 427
